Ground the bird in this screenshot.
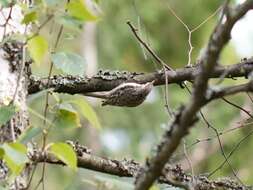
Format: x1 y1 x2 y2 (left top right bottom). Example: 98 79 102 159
83 81 155 107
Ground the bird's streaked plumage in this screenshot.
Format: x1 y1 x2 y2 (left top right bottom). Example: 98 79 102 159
84 81 154 107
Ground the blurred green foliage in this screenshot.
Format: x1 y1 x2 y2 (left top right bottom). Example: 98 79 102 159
24 0 253 189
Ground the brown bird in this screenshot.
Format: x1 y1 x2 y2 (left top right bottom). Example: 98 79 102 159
84 81 155 107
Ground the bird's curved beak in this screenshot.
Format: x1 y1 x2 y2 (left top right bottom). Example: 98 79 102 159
149 80 155 85
144 80 155 87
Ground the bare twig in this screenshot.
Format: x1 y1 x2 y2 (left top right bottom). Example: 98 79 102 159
208 129 253 177
37 24 64 190
127 20 174 116
26 14 54 42
222 97 253 119
246 92 253 103
166 3 222 66
209 125 244 185
187 120 253 150
127 21 174 71
26 164 37 190
183 139 195 188
1 5 13 40
184 83 241 184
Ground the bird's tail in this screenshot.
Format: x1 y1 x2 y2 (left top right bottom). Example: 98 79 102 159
83 91 109 99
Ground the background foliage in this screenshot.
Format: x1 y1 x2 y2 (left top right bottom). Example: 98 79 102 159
1 0 253 189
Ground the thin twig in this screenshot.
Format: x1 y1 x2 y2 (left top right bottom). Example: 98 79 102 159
38 0 67 187
246 92 253 103
127 20 174 116
208 129 253 177
170 116 253 163
208 125 244 185
166 3 192 66
26 164 37 190
132 0 148 60
127 21 174 71
184 83 241 183
191 5 223 32
1 5 13 40
163 66 174 117
187 120 253 149
166 2 222 66
183 139 195 187
26 14 54 42
222 97 253 119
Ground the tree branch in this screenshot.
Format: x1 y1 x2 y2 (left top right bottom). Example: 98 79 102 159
28 59 253 95
29 142 249 190
209 81 253 100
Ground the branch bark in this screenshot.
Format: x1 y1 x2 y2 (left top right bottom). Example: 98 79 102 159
209 81 253 100
29 142 249 190
0 43 30 188
28 59 253 95
0 4 32 190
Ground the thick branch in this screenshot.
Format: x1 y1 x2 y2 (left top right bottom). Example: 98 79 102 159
28 59 253 95
134 1 253 190
29 143 249 190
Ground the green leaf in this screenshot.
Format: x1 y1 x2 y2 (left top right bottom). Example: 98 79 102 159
51 52 86 76
66 0 98 21
49 142 77 170
149 185 160 190
0 148 4 159
0 105 16 126
56 15 83 31
22 11 37 24
2 143 28 175
54 103 81 129
70 96 101 129
17 126 42 144
27 35 48 65
0 0 15 7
